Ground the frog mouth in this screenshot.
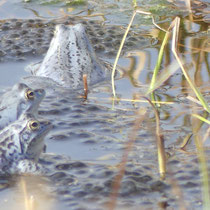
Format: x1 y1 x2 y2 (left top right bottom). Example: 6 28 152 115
38 121 53 137
29 120 52 146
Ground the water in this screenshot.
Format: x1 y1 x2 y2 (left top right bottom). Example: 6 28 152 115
0 61 30 88
0 0 209 209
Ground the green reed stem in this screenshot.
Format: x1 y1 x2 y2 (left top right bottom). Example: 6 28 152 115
148 31 170 104
133 0 137 7
149 31 170 93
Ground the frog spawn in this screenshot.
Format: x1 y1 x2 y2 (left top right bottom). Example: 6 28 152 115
0 17 150 62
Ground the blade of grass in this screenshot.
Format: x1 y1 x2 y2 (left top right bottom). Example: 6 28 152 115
192 113 210 125
146 60 180 95
132 0 137 7
111 11 137 98
138 12 170 103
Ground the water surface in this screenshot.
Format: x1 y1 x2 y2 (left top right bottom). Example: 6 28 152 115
0 0 209 209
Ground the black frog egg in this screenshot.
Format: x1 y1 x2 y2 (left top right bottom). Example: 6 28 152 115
5 39 13 45
9 33 20 39
104 36 113 42
112 39 120 47
96 30 105 36
27 19 35 24
126 41 135 47
94 44 105 52
90 37 99 44
21 22 33 29
1 24 10 31
0 50 6 57
28 39 35 45
37 28 45 34
128 37 138 42
88 31 95 37
20 29 28 35
10 49 24 58
11 45 21 50
49 32 54 38
110 34 117 39
106 50 116 57
88 20 96 26
103 42 112 48
14 21 22 29
81 20 88 26
92 23 100 29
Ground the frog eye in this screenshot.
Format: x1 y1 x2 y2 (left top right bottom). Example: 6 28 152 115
25 89 35 100
28 120 40 131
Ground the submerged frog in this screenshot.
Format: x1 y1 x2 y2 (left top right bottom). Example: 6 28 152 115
0 113 52 174
0 83 45 130
27 24 111 90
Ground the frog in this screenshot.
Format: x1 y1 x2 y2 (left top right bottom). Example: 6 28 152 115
0 113 52 174
26 24 112 90
0 83 45 130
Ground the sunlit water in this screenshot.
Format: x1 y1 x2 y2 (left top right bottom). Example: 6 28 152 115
0 0 209 210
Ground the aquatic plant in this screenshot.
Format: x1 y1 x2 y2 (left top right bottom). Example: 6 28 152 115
110 0 210 209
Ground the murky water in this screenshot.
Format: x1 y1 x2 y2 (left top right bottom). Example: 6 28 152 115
0 0 209 209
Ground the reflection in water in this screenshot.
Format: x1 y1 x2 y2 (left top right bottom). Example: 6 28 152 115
3 176 55 210
117 13 210 152
124 51 147 87
179 18 209 88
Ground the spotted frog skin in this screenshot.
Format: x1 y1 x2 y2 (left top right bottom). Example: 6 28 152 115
0 83 45 130
0 113 52 174
30 24 109 89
